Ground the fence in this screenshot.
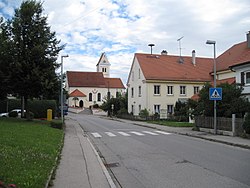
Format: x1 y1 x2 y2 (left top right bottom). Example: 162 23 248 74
195 115 244 136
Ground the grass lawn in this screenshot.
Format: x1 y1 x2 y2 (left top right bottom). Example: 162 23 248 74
0 118 64 188
147 120 194 127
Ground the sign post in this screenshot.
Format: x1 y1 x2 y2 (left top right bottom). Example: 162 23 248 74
209 87 222 134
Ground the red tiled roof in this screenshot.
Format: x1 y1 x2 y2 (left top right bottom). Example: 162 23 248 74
216 41 250 72
191 93 199 101
211 77 236 86
69 89 86 97
135 53 213 82
105 78 125 89
67 71 106 87
67 71 124 88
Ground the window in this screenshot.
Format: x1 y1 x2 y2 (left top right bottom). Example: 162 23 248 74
154 85 160 95
154 105 160 114
116 91 119 98
180 86 186 95
241 72 250 85
107 91 111 99
194 86 199 94
97 93 101 102
131 87 134 98
167 105 174 114
167 86 173 95
246 72 250 84
139 86 141 97
89 93 92 101
102 68 106 72
131 105 134 115
139 105 141 112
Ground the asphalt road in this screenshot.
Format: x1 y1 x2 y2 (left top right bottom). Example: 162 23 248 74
70 113 250 188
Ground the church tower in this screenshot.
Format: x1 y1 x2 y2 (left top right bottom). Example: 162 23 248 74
96 52 111 78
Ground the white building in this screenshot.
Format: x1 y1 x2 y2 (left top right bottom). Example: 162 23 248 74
127 51 213 116
127 32 250 116
65 53 125 108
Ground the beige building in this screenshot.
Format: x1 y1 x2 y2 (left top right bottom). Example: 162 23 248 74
127 52 213 116
65 53 125 108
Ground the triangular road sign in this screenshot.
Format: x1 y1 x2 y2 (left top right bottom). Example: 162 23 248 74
211 89 221 99
209 88 222 100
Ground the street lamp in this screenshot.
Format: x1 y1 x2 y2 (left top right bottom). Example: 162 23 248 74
61 55 69 124
206 40 217 134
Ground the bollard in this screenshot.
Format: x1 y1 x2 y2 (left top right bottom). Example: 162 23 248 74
47 109 52 121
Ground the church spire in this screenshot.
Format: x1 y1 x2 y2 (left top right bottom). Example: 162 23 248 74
96 52 111 78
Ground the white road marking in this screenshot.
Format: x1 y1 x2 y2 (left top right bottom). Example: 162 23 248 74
142 131 159 135
154 130 172 135
118 132 130 136
130 131 144 136
91 132 102 138
105 132 117 137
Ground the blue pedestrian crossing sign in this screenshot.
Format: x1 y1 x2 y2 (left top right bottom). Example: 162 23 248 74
209 88 222 100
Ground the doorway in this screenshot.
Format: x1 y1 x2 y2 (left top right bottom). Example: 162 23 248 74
79 100 84 108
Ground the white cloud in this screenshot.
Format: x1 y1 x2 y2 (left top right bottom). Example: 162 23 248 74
2 0 250 86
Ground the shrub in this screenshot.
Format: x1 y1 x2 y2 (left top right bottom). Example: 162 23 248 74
51 120 63 129
8 111 18 118
0 99 57 119
93 104 99 108
117 108 128 115
139 109 149 119
24 111 34 120
243 113 250 134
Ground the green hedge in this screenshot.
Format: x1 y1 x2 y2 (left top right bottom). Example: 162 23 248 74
0 99 57 119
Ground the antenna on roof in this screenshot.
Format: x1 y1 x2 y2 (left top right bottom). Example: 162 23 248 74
148 43 155 54
177 36 184 63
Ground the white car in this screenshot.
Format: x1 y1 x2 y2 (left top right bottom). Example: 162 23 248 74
0 109 26 117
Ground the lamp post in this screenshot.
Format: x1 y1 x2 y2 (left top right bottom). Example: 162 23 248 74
206 40 217 134
61 55 69 124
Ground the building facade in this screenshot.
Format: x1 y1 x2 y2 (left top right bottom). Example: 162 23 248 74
127 52 213 116
66 53 125 108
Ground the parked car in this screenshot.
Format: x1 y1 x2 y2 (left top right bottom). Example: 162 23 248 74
0 109 26 118
0 112 8 117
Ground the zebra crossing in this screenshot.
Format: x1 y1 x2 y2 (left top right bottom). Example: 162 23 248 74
90 130 172 138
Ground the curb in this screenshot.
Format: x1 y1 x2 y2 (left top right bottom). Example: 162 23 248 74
87 137 117 188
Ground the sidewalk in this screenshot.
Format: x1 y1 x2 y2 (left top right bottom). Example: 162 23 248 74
52 118 115 188
113 118 250 150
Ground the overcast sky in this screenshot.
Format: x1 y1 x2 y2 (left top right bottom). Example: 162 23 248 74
1 0 250 84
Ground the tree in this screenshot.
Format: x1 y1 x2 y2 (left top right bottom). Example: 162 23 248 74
0 18 13 100
174 101 189 121
100 92 127 116
191 83 250 117
3 1 64 118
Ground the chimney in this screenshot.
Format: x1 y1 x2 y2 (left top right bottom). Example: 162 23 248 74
192 50 196 65
247 31 250 48
161 50 168 55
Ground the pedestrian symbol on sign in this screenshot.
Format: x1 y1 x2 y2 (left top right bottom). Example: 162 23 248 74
209 88 222 100
211 90 220 98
